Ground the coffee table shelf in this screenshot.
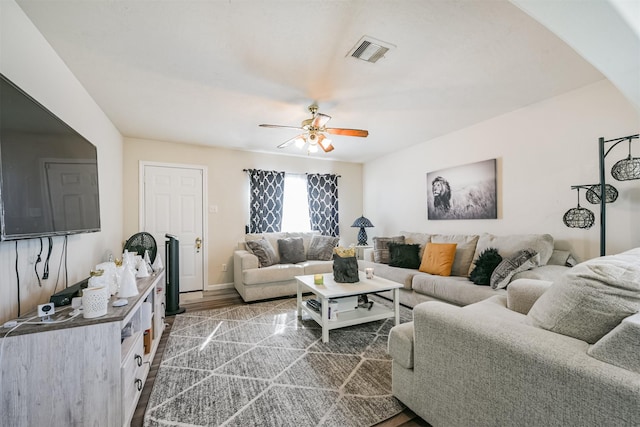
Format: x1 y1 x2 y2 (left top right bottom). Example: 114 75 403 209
301 301 395 330
296 272 401 342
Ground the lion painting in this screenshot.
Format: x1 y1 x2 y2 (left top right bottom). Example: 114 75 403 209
431 176 451 211
426 159 497 220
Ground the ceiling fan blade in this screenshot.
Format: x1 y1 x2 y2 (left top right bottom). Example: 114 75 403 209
312 113 331 128
259 124 303 130
317 134 334 152
277 134 305 148
325 128 369 137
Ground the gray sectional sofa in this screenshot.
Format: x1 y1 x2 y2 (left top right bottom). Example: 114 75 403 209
233 231 338 302
389 248 640 426
359 231 572 308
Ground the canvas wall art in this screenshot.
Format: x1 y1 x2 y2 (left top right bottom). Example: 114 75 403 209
427 158 497 220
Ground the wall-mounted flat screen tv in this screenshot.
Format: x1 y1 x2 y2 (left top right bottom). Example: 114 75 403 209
0 74 100 241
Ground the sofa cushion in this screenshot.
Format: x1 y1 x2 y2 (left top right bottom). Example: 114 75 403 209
419 243 457 276
431 234 479 277
278 237 306 264
511 264 571 282
300 260 334 275
470 233 554 275
286 231 319 254
490 249 540 290
359 260 421 290
373 236 405 264
306 235 339 261
245 238 278 267
243 263 304 285
587 312 640 373
388 243 421 269
400 231 432 258
412 274 506 306
528 247 640 344
469 248 502 285
246 232 287 264
506 279 552 315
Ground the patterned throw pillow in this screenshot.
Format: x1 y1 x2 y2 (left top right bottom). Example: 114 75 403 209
469 248 502 285
490 249 540 289
373 236 405 264
245 238 277 267
306 235 340 261
388 243 421 269
277 237 306 264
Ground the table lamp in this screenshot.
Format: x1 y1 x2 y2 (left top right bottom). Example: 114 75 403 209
351 216 374 246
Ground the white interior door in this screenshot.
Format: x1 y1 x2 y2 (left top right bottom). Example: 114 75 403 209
141 164 205 293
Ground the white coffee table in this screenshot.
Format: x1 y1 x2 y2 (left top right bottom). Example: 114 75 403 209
296 272 402 342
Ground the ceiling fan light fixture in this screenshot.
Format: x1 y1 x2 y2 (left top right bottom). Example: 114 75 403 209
294 135 306 148
308 144 319 153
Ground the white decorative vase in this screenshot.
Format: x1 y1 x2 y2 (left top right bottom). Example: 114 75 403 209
82 286 108 319
118 264 139 298
152 254 163 271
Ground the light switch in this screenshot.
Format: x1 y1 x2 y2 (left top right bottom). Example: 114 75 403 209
209 205 218 213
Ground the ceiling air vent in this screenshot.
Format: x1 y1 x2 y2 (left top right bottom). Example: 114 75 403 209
348 36 395 63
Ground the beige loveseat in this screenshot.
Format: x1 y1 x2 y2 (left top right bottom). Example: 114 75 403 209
359 232 572 308
233 231 338 302
388 248 640 426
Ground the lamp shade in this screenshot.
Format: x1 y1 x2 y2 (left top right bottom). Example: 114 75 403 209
611 155 640 181
351 216 374 228
351 216 374 245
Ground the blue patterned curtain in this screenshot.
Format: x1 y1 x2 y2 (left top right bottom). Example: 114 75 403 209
247 169 285 233
307 173 339 237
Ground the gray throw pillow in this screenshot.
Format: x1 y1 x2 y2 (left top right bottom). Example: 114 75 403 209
245 238 277 267
490 249 540 290
278 237 306 264
373 236 405 264
528 247 640 344
307 235 339 261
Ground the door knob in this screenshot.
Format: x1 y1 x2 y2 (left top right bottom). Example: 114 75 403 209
195 237 202 252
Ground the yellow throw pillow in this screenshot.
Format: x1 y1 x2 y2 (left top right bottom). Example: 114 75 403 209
419 243 457 276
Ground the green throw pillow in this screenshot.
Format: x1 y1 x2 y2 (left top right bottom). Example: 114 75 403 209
470 247 502 285
388 243 421 269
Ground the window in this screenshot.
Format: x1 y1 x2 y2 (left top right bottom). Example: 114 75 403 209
281 174 311 232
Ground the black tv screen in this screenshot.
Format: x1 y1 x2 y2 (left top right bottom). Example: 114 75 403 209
0 74 100 241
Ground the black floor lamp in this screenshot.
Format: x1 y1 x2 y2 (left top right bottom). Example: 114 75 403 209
598 134 640 255
564 134 639 256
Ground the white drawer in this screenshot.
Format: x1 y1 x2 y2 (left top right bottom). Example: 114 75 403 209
121 332 145 425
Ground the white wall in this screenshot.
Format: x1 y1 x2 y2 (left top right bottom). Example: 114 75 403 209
0 0 124 324
363 80 640 262
123 138 363 286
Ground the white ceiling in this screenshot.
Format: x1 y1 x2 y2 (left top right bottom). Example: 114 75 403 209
16 0 605 163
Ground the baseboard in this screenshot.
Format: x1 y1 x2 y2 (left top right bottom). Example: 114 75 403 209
206 282 234 291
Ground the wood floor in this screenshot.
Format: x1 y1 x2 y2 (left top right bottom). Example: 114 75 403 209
131 288 429 427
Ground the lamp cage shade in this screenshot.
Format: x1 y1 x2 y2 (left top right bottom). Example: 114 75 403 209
585 184 618 204
611 156 640 181
563 207 595 229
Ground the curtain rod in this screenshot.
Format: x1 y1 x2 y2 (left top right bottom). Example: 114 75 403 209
242 169 341 177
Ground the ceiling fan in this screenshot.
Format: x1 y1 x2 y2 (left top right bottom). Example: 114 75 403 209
259 104 369 153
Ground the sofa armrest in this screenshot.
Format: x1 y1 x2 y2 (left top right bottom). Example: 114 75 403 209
506 278 552 314
388 322 414 369
234 250 259 272
588 312 640 374
409 301 640 426
363 248 374 262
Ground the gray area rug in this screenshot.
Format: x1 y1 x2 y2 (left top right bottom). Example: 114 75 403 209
143 295 411 426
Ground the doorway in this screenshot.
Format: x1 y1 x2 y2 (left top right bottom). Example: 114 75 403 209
140 162 207 293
